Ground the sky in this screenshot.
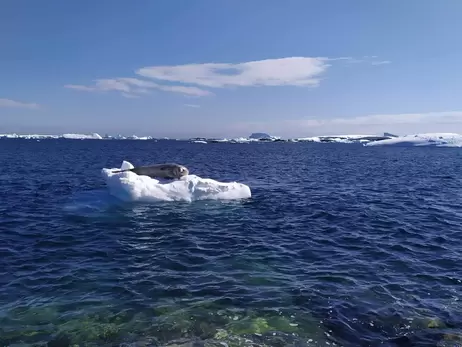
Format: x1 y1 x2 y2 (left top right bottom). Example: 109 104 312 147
1 0 462 138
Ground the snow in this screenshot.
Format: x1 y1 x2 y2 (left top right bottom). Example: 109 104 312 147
364 133 462 147
101 161 252 203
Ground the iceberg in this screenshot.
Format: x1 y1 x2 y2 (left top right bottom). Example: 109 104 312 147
101 161 252 203
0 133 60 139
0 132 104 140
364 133 462 147
295 134 387 143
61 133 103 140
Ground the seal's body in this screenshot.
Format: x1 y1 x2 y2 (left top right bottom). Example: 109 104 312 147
113 163 189 179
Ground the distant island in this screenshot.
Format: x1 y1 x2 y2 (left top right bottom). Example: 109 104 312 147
1 132 461 147
248 132 273 140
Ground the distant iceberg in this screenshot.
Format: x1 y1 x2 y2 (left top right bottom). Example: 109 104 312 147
364 133 462 147
0 132 104 140
0 133 60 139
295 134 391 144
0 132 159 140
6 131 460 147
61 133 103 140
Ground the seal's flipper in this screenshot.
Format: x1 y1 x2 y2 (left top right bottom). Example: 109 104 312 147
111 168 131 174
111 161 135 174
120 161 134 170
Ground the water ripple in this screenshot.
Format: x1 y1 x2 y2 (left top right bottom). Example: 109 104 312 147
1 141 462 346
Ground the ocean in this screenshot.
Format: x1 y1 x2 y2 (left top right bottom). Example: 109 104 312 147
1 139 462 347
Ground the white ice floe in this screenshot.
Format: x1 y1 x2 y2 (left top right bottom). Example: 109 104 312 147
364 133 462 147
101 161 252 202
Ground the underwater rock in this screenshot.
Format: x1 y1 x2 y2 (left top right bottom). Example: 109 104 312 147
164 337 205 347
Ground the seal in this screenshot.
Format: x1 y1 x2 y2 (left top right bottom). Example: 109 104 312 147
112 163 189 179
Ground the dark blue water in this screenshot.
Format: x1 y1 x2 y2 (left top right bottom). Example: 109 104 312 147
1 139 462 347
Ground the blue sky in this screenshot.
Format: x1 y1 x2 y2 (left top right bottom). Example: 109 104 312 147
1 0 462 138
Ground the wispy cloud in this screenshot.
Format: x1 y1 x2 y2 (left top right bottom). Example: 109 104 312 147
65 77 211 97
65 56 390 99
330 56 392 66
158 85 211 96
0 98 40 110
65 78 149 95
230 111 462 137
371 60 391 66
121 93 141 99
184 104 200 108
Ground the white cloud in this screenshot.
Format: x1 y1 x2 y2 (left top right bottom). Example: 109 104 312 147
327 111 462 127
64 85 95 92
184 104 200 108
116 78 159 89
157 85 212 96
121 93 140 99
65 77 210 97
65 78 147 96
0 98 40 110
136 57 329 88
230 111 462 138
330 56 392 66
371 60 391 66
65 56 389 99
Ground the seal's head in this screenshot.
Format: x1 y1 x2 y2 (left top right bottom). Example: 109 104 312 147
158 163 189 178
173 164 189 178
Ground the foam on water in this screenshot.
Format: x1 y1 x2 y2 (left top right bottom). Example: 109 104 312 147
101 160 252 202
365 132 462 147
